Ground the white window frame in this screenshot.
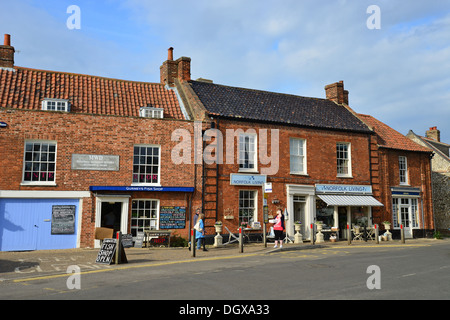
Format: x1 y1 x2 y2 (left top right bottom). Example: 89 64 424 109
21 140 57 186
238 190 258 225
290 138 307 175
399 156 408 185
42 99 70 112
336 142 352 177
238 133 257 172
139 107 164 119
131 199 160 237
132 144 161 186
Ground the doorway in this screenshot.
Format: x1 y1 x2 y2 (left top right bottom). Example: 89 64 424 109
338 207 348 240
293 196 306 237
95 196 130 248
101 202 122 233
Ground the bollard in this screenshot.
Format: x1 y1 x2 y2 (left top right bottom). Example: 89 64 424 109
347 224 351 245
115 231 122 265
375 224 379 244
311 224 315 245
401 224 405 244
239 227 244 253
191 229 196 258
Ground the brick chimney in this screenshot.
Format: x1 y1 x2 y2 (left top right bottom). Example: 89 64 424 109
325 80 349 105
0 34 15 69
425 126 440 142
160 47 191 86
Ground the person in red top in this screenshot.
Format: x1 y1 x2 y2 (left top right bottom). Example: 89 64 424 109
273 209 285 248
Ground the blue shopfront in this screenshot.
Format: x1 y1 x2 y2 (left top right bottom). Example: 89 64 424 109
0 191 89 251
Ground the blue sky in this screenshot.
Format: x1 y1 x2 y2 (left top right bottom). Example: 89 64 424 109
1 0 449 143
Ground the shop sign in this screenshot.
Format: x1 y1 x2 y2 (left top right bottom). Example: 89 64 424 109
89 186 195 192
316 184 372 194
264 183 273 193
230 174 267 186
390 187 420 196
72 154 119 171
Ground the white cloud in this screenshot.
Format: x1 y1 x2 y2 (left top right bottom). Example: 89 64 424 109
1 0 449 141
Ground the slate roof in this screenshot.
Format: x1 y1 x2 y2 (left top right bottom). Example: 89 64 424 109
357 113 431 153
0 66 184 119
188 80 372 133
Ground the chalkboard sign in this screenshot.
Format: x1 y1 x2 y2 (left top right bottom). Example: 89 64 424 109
51 205 76 234
95 238 116 264
122 234 133 248
134 232 145 248
160 206 186 229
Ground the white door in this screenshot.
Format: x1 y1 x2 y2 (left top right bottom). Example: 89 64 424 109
399 205 413 238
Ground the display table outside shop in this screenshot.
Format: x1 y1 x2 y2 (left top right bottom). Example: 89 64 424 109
242 227 262 243
144 230 172 247
321 228 339 242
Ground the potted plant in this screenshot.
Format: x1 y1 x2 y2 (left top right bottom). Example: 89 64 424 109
214 221 223 233
383 221 391 230
315 221 323 231
294 221 302 232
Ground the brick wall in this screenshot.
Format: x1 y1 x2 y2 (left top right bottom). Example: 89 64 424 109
0 108 202 246
209 119 372 232
372 148 434 233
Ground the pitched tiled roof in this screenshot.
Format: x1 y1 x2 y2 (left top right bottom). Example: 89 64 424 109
188 80 371 133
357 113 431 152
0 66 184 119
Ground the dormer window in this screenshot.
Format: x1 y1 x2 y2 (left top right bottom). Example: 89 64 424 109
42 99 70 112
140 107 164 119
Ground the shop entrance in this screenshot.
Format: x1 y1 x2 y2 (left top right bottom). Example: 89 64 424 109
293 196 306 237
101 202 122 233
94 196 130 248
338 207 348 240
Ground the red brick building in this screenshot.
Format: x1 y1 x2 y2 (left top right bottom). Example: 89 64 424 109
0 35 201 250
358 114 434 238
0 34 435 251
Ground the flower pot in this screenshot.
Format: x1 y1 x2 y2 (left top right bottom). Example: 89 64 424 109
316 224 323 231
215 225 222 233
383 224 391 230
295 224 301 232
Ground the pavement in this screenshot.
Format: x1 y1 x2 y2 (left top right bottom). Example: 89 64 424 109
0 238 445 282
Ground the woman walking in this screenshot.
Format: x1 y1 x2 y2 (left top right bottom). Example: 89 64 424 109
273 209 285 248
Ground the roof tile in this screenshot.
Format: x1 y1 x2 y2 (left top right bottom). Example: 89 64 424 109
357 113 431 152
0 66 184 119
188 80 371 133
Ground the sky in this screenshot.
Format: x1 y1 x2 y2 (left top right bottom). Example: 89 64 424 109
1 0 449 143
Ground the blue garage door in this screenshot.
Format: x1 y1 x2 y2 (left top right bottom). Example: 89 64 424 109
0 199 79 251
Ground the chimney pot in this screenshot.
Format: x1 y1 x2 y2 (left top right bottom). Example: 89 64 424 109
4 34 11 46
0 33 15 68
168 47 174 61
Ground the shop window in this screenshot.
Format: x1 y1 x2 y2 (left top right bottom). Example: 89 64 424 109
238 133 257 172
132 145 160 185
336 142 351 177
22 141 57 185
239 190 257 225
399 156 408 185
131 199 159 237
392 198 399 228
315 198 334 227
290 138 306 174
